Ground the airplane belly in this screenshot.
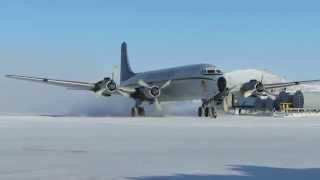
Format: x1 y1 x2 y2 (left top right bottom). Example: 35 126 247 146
159 78 218 102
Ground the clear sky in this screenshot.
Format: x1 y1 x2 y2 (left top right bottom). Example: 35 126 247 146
1 0 320 114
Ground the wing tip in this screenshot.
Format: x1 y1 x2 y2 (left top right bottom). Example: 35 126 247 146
5 74 22 79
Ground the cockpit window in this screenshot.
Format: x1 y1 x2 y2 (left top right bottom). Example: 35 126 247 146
203 67 223 75
207 70 216 74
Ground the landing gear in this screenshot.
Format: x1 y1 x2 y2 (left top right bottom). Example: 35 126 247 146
198 98 217 118
212 107 217 118
198 106 217 118
198 107 205 117
131 107 145 117
131 100 145 117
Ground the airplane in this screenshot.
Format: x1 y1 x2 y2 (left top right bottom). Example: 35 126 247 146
5 42 320 118
222 76 320 113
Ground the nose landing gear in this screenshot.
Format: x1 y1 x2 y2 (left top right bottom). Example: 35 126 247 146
198 99 217 118
198 106 217 118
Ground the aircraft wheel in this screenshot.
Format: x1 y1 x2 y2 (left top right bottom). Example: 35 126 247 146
198 107 205 117
131 107 145 117
138 107 145 116
131 108 138 117
211 107 217 118
204 107 217 118
204 107 210 117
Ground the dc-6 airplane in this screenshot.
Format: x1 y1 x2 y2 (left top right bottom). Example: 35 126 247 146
5 42 320 118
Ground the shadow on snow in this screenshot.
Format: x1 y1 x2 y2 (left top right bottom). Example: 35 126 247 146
128 165 320 180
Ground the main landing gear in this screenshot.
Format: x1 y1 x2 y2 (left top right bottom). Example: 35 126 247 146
131 107 145 117
131 100 145 117
198 99 217 118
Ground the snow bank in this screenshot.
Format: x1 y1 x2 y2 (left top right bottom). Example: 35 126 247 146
225 69 285 87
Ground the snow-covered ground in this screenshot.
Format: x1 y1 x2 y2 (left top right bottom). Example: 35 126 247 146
1 115 320 180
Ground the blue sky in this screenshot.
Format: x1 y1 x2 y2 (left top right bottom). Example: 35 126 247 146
1 0 320 113
1 0 320 79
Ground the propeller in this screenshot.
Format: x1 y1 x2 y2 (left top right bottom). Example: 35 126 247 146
138 79 172 111
95 65 136 97
221 72 279 112
138 80 152 89
111 65 118 82
240 72 278 99
244 89 256 98
117 86 136 97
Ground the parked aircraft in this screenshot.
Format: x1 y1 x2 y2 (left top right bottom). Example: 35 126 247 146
5 42 320 118
223 76 320 113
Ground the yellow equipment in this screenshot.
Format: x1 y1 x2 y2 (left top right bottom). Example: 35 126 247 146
280 103 293 112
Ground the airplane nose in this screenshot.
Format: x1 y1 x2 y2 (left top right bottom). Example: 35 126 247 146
217 76 227 92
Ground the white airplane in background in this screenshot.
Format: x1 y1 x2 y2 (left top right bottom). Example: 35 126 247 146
6 42 320 118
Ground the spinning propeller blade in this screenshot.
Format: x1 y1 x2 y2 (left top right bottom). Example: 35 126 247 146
137 79 172 111
138 80 152 89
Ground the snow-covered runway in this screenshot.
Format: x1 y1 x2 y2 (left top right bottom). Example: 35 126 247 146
1 115 320 180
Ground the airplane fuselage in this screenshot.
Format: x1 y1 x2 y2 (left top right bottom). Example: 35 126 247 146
121 64 225 102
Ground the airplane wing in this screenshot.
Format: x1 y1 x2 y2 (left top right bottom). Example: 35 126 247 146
264 79 320 89
5 74 95 91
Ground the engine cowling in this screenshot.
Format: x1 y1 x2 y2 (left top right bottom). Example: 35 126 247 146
217 77 227 93
150 86 161 97
106 79 117 92
240 79 266 96
141 85 161 99
240 79 259 93
255 82 264 93
95 77 117 96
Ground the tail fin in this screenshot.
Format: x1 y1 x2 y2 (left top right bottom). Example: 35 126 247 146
120 42 135 82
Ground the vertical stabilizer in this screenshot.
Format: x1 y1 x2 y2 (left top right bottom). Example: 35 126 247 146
121 42 135 82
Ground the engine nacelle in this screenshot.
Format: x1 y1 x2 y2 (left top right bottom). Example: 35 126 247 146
217 77 227 93
94 77 117 96
141 86 161 99
255 82 264 93
105 80 117 92
240 80 258 92
240 79 264 95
